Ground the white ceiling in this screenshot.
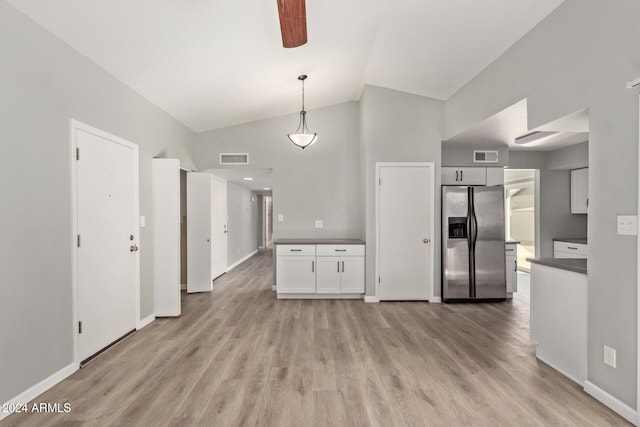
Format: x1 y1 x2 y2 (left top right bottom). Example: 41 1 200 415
6 0 565 132
444 100 589 151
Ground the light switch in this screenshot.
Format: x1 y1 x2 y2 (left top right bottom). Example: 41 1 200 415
616 215 637 235
278 214 284 222
315 220 323 228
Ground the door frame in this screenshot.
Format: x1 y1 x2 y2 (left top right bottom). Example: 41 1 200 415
70 119 140 367
375 162 436 302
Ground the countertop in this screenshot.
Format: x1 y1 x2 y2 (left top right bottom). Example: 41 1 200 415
527 257 587 275
274 238 365 245
553 237 588 245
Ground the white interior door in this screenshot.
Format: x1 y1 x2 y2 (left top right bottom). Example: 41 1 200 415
152 158 181 316
211 176 228 280
187 172 213 293
75 123 138 362
377 163 433 300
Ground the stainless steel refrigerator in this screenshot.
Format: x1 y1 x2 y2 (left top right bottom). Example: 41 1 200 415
442 185 506 301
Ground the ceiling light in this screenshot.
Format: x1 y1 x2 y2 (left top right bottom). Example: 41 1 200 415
243 177 254 181
287 74 317 149
514 131 557 145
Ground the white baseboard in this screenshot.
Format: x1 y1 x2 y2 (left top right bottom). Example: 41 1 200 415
364 296 379 303
584 381 637 425
277 293 363 300
0 363 76 422
430 296 442 303
136 314 155 330
180 283 187 291
227 250 258 272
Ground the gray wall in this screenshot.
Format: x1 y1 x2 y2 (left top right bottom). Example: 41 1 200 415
441 144 510 167
360 85 444 297
195 102 362 240
446 0 639 406
225 182 259 266
547 142 589 170
0 2 195 403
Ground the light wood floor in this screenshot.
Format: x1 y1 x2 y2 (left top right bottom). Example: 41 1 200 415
2 250 631 426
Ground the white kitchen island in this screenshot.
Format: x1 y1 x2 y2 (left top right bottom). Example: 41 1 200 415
528 257 588 385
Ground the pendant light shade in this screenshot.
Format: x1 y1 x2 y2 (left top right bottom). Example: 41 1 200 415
287 75 318 149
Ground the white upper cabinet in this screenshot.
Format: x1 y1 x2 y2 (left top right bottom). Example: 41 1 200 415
486 167 505 186
571 168 588 214
441 167 486 185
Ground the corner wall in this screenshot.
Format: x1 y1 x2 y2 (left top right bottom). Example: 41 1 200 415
446 0 640 407
0 2 195 403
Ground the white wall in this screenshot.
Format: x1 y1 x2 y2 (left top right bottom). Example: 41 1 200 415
195 102 362 240
0 1 195 403
226 182 259 266
446 0 639 407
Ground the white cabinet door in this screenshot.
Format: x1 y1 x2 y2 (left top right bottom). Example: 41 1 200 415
276 256 316 293
152 158 181 316
486 167 505 186
316 257 341 293
341 257 365 293
187 172 213 293
571 168 588 214
505 244 517 293
441 167 486 185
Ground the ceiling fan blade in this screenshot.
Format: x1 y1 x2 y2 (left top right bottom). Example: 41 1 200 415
277 0 308 48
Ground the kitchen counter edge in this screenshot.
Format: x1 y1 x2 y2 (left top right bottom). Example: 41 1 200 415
274 239 365 245
526 257 587 275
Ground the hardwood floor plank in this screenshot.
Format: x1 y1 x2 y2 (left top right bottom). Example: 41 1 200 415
1 249 632 426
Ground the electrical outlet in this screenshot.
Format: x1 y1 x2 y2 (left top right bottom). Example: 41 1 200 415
315 220 323 228
278 214 284 222
617 215 637 235
604 345 616 368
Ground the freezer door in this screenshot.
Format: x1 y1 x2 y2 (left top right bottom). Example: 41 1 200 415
442 187 471 300
472 186 506 299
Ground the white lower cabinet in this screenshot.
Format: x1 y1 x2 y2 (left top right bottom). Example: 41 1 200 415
276 243 365 298
505 243 518 295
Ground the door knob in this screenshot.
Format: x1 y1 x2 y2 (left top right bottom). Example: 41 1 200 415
423 238 431 244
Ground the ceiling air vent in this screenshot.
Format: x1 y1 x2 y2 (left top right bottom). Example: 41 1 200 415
219 153 249 165
473 150 499 163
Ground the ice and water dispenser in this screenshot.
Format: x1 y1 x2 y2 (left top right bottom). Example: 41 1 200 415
448 217 467 239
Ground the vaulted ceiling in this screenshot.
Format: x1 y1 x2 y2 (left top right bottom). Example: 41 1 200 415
6 0 565 132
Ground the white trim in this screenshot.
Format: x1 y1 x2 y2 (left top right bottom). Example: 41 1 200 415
585 381 637 425
430 296 442 303
364 296 379 303
536 354 584 386
136 314 155 330
227 249 258 272
0 363 76 422
375 162 436 302
637 92 640 427
70 120 140 367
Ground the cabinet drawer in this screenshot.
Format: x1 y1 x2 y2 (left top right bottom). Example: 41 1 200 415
554 241 587 257
505 243 517 254
276 244 316 256
316 244 365 256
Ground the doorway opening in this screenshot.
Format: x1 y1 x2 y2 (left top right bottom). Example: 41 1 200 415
504 169 537 272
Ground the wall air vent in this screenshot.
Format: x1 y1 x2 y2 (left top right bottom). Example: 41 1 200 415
473 150 499 163
219 153 249 165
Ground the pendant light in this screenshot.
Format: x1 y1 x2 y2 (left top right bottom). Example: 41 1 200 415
287 74 318 149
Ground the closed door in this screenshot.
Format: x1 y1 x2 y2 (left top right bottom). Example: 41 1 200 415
187 173 213 293
210 176 227 280
75 124 138 362
378 164 432 300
